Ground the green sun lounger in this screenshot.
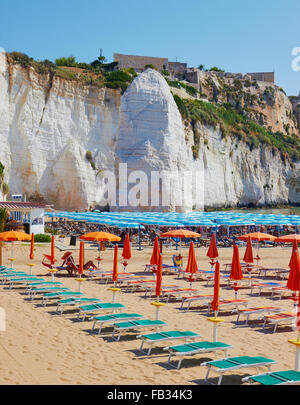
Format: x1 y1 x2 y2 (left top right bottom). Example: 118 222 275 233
7 276 40 289
29 286 69 299
163 341 233 369
91 313 144 334
77 303 126 321
56 297 102 314
242 370 300 385
111 319 167 341
201 355 276 385
25 281 63 293
137 330 200 355
42 291 83 306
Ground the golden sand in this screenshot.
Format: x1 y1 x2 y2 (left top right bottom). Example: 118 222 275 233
0 240 297 385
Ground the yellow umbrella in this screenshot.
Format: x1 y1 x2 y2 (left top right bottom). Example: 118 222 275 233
0 230 31 263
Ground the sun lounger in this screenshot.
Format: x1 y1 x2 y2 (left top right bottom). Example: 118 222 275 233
144 285 181 298
207 299 248 315
42 291 84 306
25 281 63 293
235 306 282 324
137 330 200 355
271 286 292 300
201 355 276 385
250 282 285 296
122 279 156 293
91 313 144 334
56 298 102 314
163 341 233 369
77 302 126 321
260 312 296 332
7 276 41 289
29 286 69 299
111 319 167 341
242 370 300 385
161 288 199 303
180 294 214 311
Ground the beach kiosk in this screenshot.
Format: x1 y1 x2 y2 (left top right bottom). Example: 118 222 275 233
0 201 47 234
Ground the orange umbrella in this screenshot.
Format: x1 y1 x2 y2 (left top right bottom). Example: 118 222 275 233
80 231 121 242
238 232 276 241
276 234 300 243
29 233 34 261
206 233 218 259
51 235 55 265
155 254 163 298
287 240 300 292
210 261 220 315
185 242 198 286
160 229 201 238
150 236 160 267
78 241 84 275
113 244 118 284
243 236 254 263
0 230 31 241
122 234 132 260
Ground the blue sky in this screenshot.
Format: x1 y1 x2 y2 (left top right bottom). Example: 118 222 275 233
1 0 299 95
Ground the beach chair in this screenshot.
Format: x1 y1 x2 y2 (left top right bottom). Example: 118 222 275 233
56 297 102 314
29 286 69 300
242 370 300 385
250 282 285 296
77 303 126 321
25 281 63 294
180 294 214 311
42 291 84 306
137 330 200 355
207 299 248 315
111 319 167 341
122 279 156 293
271 286 291 300
201 356 276 385
91 313 144 334
235 306 281 325
161 288 199 303
260 312 296 333
144 285 181 298
7 276 41 289
163 341 233 369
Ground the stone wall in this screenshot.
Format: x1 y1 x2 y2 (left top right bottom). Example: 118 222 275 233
247 72 275 83
113 53 168 72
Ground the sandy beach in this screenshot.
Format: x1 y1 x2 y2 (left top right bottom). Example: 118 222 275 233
0 240 298 385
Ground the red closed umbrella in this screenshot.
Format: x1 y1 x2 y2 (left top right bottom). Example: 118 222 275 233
113 244 118 284
210 261 220 315
122 234 132 260
29 233 34 261
185 242 198 287
243 236 254 264
207 233 219 270
51 235 55 265
78 241 84 276
155 254 163 298
150 237 160 267
287 240 300 292
230 243 243 298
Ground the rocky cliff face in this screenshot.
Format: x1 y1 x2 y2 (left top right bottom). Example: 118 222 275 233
0 51 299 211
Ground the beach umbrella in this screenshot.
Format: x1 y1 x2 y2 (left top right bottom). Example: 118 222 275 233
210 261 220 316
113 244 118 284
160 229 201 253
78 241 84 276
185 242 198 287
230 243 243 298
150 237 160 269
29 233 34 261
238 232 276 266
287 240 300 294
155 254 163 299
51 235 55 265
122 233 132 272
243 236 254 277
275 234 300 243
0 230 31 265
206 233 219 269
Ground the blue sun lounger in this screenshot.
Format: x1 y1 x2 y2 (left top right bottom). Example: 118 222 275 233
91 313 144 334
137 330 200 355
201 356 276 385
56 297 102 314
77 303 126 321
42 291 84 306
111 319 167 341
242 370 300 385
163 341 233 369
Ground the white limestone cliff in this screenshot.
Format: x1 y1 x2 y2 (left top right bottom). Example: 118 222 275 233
0 52 299 211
